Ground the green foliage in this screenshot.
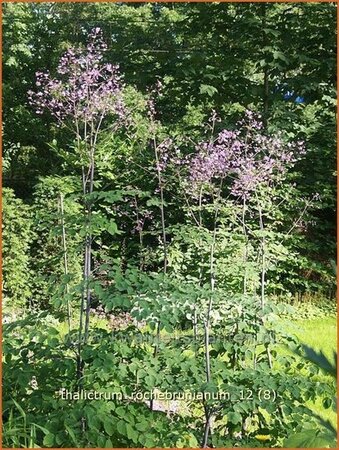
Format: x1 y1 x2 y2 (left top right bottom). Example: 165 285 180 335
2 2 336 448
3 1 336 292
299 345 336 379
2 188 33 310
3 313 197 447
3 296 334 447
284 346 337 448
29 176 83 311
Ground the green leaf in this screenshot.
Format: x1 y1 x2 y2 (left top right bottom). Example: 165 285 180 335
116 419 126 436
199 84 218 97
103 418 115 436
65 424 78 446
43 433 55 447
227 411 242 425
272 51 289 63
115 406 125 417
188 434 199 447
105 438 113 448
107 222 118 235
135 421 148 432
146 198 162 207
323 397 333 409
126 423 138 443
144 435 156 447
285 430 334 448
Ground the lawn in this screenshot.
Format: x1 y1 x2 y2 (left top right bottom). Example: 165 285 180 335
294 316 337 360
283 315 337 428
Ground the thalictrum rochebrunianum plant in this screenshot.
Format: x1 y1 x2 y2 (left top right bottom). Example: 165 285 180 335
28 27 127 385
171 110 307 446
25 28 329 448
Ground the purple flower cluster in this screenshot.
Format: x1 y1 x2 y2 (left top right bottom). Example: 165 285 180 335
146 79 164 125
189 131 242 186
187 111 306 199
156 138 173 172
28 28 126 127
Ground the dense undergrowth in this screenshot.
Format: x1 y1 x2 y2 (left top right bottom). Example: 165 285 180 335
2 2 336 448
3 299 336 448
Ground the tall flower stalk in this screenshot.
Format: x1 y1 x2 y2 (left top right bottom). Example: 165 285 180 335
28 27 126 385
58 193 71 334
146 85 173 410
181 110 306 447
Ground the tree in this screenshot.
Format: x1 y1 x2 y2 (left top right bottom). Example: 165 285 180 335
2 188 33 310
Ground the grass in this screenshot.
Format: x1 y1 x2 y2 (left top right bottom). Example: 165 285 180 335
293 316 336 361
282 315 337 428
